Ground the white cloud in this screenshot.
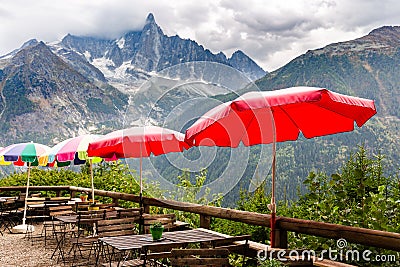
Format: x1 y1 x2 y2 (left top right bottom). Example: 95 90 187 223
0 0 399 71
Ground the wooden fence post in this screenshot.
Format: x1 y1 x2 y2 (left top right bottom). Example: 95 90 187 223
273 228 288 249
143 204 150 214
200 214 211 229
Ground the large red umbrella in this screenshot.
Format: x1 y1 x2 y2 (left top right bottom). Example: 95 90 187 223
87 126 189 204
185 86 377 247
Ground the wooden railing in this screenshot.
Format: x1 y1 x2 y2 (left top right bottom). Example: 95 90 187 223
1 185 399 251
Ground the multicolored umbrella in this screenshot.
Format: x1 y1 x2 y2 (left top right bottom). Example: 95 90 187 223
0 147 12 166
39 134 102 165
185 86 377 247
39 134 102 203
87 126 189 205
0 142 50 233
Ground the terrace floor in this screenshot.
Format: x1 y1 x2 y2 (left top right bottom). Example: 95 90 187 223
0 223 64 267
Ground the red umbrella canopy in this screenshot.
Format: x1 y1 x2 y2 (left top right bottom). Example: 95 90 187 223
88 126 190 201
87 126 189 159
185 87 377 147
184 86 377 248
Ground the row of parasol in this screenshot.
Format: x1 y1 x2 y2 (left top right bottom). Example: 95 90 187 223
0 87 377 245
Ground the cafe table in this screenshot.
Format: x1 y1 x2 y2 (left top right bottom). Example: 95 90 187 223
98 228 230 266
51 210 118 262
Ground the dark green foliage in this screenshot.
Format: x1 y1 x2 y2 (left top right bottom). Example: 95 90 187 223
258 259 284 267
0 161 142 202
279 146 399 266
212 146 399 266
2 72 35 118
162 169 223 228
287 146 399 232
86 98 111 113
212 183 271 244
0 168 81 197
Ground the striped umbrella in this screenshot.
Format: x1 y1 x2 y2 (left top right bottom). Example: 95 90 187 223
0 142 50 233
39 134 102 203
0 147 12 166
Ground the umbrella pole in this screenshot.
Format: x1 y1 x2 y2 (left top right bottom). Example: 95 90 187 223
22 162 31 226
139 146 143 207
90 158 94 204
270 140 277 248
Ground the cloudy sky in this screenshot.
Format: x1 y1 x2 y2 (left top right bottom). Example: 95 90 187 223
0 0 399 71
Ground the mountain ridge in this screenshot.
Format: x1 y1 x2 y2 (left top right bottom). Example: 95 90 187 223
56 13 266 91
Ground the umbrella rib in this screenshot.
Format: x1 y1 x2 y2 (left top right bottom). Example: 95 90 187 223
237 112 258 146
237 107 277 145
275 105 303 139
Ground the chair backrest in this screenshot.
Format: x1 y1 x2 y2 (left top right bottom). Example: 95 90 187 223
212 235 250 255
48 205 74 217
77 209 107 224
117 207 143 218
170 248 231 267
74 202 116 212
142 213 176 233
97 217 139 237
94 203 117 210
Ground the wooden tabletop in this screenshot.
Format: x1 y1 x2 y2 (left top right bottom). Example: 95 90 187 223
99 228 228 251
55 214 78 224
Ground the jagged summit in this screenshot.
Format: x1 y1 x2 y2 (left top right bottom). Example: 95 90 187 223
145 13 156 24
368 26 400 37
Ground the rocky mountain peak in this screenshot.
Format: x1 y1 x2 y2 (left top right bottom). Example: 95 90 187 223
311 25 400 57
132 14 165 71
56 13 265 86
10 41 59 69
228 50 266 81
364 26 400 46
0 39 39 59
142 13 162 32
20 39 39 49
145 13 156 24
